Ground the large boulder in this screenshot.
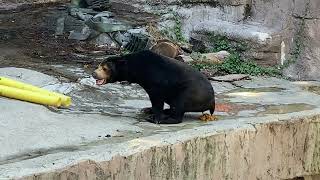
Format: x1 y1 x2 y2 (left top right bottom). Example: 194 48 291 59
282 0 320 80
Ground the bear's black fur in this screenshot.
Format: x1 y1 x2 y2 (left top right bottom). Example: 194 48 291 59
93 50 215 124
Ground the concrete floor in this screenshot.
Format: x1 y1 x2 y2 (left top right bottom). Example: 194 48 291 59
1 67 320 179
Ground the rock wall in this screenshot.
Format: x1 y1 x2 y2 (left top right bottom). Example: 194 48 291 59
250 0 320 80
2 0 319 80
0 0 67 12
21 116 320 180
180 0 320 80
282 0 320 80
113 0 320 80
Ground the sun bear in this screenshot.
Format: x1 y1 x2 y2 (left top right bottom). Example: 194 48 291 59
93 50 215 124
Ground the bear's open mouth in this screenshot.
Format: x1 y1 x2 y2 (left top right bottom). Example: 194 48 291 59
96 79 106 85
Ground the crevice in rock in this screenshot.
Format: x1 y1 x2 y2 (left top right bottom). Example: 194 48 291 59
292 14 320 20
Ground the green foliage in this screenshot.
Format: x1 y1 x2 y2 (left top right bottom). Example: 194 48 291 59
189 33 282 77
120 50 131 55
206 33 247 53
189 53 281 76
282 19 305 68
217 53 281 76
189 60 217 71
190 52 206 61
172 15 187 43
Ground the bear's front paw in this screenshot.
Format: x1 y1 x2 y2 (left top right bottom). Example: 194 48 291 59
146 115 161 124
141 107 153 114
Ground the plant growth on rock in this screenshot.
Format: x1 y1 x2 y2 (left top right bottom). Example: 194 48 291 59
189 33 282 77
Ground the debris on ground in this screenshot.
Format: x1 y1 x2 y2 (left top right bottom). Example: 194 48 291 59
176 55 194 62
210 74 250 82
199 113 218 121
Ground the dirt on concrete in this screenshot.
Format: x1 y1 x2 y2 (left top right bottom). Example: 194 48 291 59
0 2 158 81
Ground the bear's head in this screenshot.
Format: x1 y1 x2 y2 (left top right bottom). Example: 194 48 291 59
92 56 119 85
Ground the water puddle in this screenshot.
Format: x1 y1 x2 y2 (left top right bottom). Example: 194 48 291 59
257 103 316 116
302 85 320 95
216 86 315 118
227 87 285 93
222 87 286 98
215 102 258 116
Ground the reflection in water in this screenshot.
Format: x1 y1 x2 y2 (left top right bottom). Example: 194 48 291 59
228 87 285 93
225 87 286 97
302 85 320 95
258 103 316 116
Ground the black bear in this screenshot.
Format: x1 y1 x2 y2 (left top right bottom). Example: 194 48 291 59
92 50 215 124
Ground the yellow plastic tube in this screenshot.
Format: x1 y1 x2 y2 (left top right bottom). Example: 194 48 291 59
0 85 62 107
0 77 71 107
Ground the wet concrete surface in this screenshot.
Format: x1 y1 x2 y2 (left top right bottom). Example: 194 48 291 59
2 63 320 178
1 4 320 179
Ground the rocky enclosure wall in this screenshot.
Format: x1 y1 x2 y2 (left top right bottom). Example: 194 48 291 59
1 0 319 80
282 0 320 80
22 116 320 180
0 0 67 12
114 0 320 80
179 0 320 80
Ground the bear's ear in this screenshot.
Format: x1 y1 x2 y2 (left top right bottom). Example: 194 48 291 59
106 56 121 62
106 61 115 70
103 61 115 74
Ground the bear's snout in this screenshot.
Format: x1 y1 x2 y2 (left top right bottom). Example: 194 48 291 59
92 72 98 79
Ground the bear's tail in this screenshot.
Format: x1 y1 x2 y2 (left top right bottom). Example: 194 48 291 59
209 98 215 115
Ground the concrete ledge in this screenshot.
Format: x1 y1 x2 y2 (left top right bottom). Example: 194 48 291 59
17 115 320 180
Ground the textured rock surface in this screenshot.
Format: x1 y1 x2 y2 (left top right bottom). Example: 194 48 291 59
3 0 320 79
282 0 320 80
0 0 67 12
112 0 320 79
16 116 320 180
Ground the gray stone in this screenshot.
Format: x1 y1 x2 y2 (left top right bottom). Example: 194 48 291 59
293 0 320 19
283 18 320 80
68 25 92 40
76 11 93 21
86 17 131 33
201 51 230 64
54 17 65 36
215 51 231 60
69 7 97 20
93 11 113 19
113 31 131 47
91 33 118 47
127 28 148 35
176 55 194 62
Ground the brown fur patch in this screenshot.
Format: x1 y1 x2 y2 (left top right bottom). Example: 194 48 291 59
150 40 182 59
94 64 111 82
